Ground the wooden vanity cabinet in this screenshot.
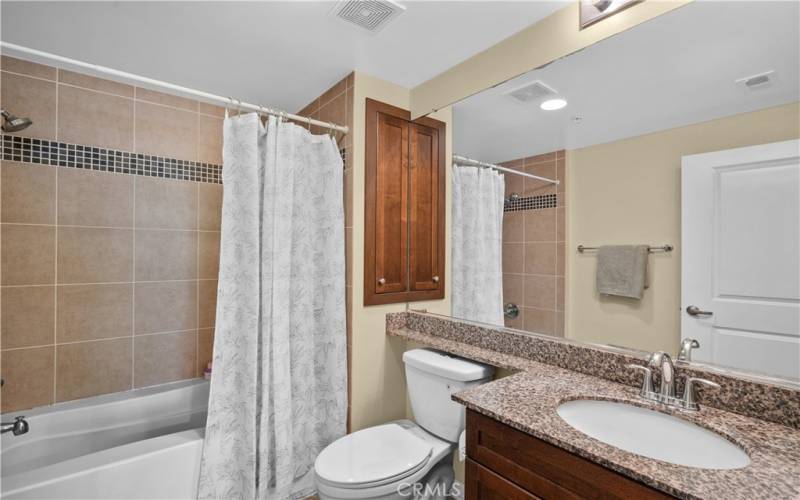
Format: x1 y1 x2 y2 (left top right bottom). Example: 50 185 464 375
465 410 673 500
364 98 445 306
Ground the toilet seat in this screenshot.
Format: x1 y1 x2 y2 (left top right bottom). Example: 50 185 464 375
314 423 432 489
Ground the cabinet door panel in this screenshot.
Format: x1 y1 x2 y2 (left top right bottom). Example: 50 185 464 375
374 113 408 294
364 98 446 306
467 410 672 499
409 122 440 292
466 459 540 500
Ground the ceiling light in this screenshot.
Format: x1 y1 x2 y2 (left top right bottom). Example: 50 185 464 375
540 98 567 111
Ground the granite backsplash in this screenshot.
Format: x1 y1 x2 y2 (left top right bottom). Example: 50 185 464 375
387 311 800 429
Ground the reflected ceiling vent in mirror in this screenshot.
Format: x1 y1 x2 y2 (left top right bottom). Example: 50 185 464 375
503 80 557 104
330 0 406 34
735 70 775 90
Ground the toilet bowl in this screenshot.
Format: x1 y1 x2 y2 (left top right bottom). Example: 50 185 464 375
314 349 493 500
315 420 452 500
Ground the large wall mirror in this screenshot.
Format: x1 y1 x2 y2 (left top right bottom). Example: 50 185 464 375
448 1 799 382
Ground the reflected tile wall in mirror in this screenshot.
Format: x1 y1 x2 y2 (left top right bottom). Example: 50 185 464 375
500 151 566 337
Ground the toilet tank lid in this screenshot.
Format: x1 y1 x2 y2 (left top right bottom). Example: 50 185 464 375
403 349 493 381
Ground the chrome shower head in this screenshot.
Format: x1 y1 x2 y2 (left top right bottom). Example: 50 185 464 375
1 110 33 132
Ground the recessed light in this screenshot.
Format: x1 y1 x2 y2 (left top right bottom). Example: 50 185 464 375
540 98 567 111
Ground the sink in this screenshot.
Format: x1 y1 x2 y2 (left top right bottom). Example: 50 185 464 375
557 399 750 469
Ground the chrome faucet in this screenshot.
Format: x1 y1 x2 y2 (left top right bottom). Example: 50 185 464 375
677 338 700 361
649 351 676 398
1 416 29 436
627 351 720 411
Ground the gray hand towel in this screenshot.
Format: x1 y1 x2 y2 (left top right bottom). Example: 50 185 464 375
595 245 649 299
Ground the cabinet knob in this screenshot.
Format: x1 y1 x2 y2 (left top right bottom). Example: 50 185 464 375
432 276 439 283
377 278 386 286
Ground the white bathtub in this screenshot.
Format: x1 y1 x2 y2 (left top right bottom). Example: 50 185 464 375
1 379 209 499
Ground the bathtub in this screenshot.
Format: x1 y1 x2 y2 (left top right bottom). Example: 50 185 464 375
1 379 209 499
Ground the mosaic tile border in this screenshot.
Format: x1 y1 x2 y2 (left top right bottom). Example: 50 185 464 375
504 193 556 212
2 134 222 184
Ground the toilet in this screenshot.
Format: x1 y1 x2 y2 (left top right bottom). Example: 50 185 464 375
314 348 493 500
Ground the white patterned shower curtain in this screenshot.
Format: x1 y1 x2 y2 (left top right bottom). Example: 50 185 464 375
451 165 505 326
198 114 347 499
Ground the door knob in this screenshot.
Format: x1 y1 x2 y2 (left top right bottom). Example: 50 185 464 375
686 305 713 317
432 276 439 283
377 278 386 286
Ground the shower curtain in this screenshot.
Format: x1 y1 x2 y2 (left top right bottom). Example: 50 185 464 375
451 165 505 326
198 114 347 499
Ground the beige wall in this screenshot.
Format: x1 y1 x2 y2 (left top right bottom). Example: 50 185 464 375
349 72 452 432
409 1 691 118
566 102 800 354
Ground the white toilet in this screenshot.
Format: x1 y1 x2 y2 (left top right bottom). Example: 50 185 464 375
314 348 493 500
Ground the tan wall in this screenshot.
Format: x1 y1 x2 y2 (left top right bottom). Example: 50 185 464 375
0 55 225 412
409 1 691 119
349 72 452 432
566 102 800 354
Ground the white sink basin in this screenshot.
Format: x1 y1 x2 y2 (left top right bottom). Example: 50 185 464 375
557 399 750 469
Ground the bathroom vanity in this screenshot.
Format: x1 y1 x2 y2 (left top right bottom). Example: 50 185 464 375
388 312 800 500
465 410 669 499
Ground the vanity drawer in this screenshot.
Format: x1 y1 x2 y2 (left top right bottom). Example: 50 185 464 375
466 410 672 499
466 459 541 500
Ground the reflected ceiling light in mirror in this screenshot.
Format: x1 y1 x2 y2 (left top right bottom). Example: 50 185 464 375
540 98 567 111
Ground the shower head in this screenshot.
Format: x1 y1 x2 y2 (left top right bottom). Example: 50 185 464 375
1 110 33 132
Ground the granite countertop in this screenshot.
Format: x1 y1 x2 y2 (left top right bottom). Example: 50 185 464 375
390 327 800 500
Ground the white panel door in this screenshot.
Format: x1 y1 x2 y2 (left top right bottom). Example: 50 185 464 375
682 139 800 380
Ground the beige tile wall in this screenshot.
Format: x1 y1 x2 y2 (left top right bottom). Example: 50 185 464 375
0 56 224 412
296 73 354 431
499 150 567 337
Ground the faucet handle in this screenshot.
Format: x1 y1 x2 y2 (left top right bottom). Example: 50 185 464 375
626 364 654 397
681 377 720 411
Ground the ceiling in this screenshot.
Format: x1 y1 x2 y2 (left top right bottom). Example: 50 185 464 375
454 1 800 163
0 1 567 113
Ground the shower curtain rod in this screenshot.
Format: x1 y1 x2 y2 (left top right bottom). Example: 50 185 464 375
0 42 349 134
453 154 559 185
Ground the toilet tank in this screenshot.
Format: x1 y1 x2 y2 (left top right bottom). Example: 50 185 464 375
403 349 493 443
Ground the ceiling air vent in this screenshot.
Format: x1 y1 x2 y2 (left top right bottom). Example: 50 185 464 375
735 70 775 90
331 0 406 34
503 80 558 103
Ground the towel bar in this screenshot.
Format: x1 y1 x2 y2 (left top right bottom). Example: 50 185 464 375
577 244 673 253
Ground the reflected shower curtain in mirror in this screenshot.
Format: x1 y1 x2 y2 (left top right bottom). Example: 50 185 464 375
199 114 347 499
451 165 505 326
